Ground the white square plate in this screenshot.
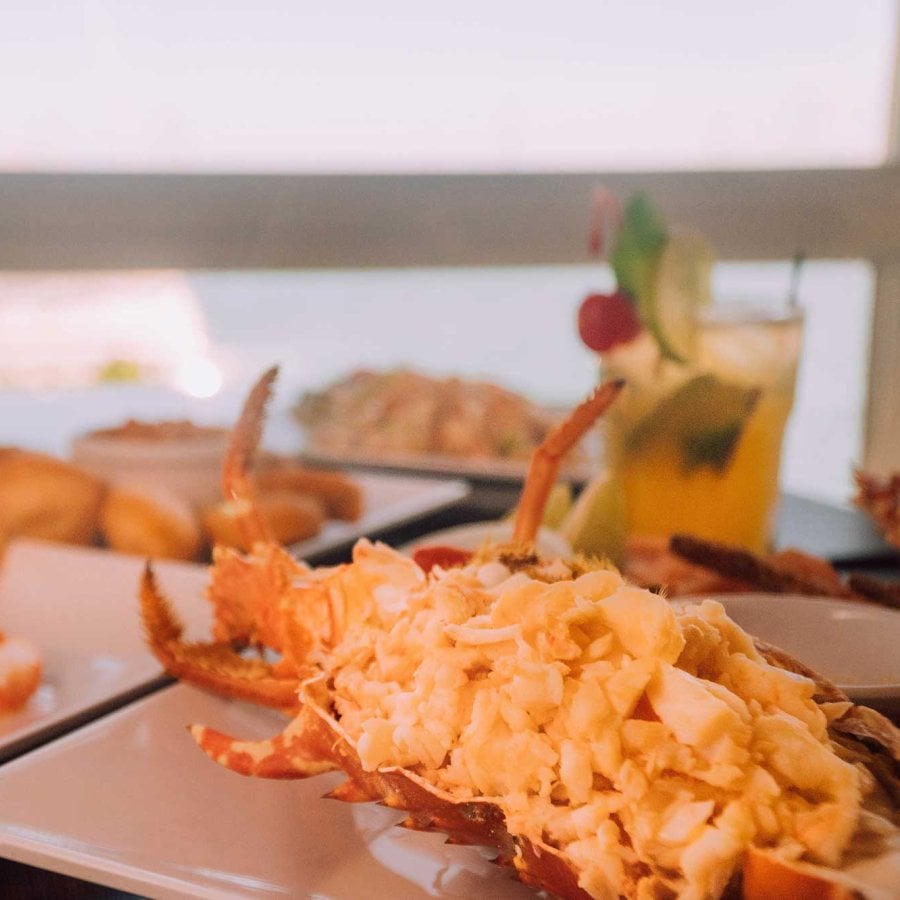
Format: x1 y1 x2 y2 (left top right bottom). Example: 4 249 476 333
0 539 211 761
0 683 533 899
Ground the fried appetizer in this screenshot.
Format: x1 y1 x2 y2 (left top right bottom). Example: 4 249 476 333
670 533 900 608
254 462 363 522
854 470 900 549
0 449 105 547
101 484 203 561
202 491 324 551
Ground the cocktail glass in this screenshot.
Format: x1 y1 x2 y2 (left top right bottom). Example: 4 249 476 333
600 301 804 554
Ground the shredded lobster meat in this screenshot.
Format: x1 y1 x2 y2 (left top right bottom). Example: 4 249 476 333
317 541 866 898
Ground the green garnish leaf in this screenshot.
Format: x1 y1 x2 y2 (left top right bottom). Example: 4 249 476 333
608 192 714 364
610 192 668 306
682 422 744 473
626 374 760 474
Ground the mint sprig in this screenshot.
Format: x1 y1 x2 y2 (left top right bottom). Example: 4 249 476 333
626 374 760 473
610 192 668 310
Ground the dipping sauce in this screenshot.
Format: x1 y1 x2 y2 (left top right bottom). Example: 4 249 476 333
72 419 229 509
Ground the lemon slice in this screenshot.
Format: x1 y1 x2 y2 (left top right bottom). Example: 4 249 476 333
542 482 574 530
643 231 714 363
560 470 626 565
506 481 573 528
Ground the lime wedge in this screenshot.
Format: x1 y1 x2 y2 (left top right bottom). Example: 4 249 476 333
506 481 573 529
642 230 714 363
626 373 760 473
560 470 626 565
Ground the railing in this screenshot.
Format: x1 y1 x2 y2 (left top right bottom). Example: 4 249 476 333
2 169 900 266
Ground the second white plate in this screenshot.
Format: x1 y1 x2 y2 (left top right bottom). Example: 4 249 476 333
401 520 573 558
0 539 211 761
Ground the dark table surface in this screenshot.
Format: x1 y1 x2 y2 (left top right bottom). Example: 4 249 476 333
1 487 897 899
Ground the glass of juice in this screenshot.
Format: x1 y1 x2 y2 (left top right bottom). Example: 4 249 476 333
600 300 804 553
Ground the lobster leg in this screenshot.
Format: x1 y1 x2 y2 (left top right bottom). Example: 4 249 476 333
190 704 339 780
220 365 279 550
513 379 624 543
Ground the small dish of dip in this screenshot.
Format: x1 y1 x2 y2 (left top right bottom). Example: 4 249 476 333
71 420 229 510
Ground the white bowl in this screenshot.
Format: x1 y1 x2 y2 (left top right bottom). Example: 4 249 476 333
681 593 900 715
71 423 229 510
402 520 572 559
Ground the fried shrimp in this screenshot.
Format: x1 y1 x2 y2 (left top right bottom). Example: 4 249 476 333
0 630 41 713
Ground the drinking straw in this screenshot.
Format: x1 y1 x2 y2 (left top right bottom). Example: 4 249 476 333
788 251 805 308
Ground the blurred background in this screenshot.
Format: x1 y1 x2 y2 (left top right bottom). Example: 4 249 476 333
1 0 898 504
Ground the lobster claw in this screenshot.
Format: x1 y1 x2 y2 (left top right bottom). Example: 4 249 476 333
140 565 303 713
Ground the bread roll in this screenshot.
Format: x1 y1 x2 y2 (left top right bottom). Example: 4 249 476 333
203 491 324 551
254 464 363 522
101 484 203 561
0 450 105 546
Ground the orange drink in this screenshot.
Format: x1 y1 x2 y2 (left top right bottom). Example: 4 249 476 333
601 303 803 553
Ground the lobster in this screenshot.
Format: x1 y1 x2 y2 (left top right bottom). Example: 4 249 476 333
142 368 899 899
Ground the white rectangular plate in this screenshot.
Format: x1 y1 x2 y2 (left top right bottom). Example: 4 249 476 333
290 471 471 561
0 683 533 899
0 539 211 761
301 447 594 485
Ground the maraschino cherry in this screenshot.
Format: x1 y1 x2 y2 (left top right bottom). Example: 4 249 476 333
577 189 642 353
578 290 642 352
